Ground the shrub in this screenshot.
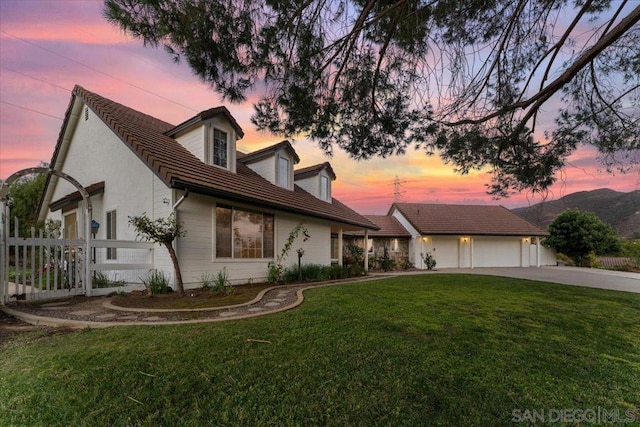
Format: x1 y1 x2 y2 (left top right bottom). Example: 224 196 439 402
92 271 126 288
141 270 170 295
379 247 396 272
267 223 310 284
556 253 575 266
423 252 436 270
202 268 233 295
399 257 414 270
280 263 361 283
343 242 364 267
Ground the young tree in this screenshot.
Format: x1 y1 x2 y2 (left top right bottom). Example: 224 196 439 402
128 213 187 295
104 0 639 196
545 209 621 265
5 172 46 236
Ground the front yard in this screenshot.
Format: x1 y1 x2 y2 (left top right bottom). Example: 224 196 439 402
1 274 639 425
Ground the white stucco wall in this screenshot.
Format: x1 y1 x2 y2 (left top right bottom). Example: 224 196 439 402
47 104 157 241
175 193 332 287
44 101 176 285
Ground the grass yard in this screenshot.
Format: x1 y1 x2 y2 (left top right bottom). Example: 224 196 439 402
1 274 639 426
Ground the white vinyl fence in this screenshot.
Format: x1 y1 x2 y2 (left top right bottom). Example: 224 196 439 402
1 217 155 303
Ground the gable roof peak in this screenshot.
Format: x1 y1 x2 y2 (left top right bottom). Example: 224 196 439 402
294 162 337 180
164 105 244 138
238 140 300 164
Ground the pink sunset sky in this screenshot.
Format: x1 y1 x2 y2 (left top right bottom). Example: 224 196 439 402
1 0 637 214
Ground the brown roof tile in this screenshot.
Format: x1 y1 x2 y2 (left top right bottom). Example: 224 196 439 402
391 203 549 236
346 215 412 237
294 162 337 180
165 106 244 138
70 85 377 230
239 140 300 164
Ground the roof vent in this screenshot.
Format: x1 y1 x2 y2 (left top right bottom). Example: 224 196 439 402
84 107 89 121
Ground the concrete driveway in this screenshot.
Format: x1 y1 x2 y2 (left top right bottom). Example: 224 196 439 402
436 266 640 294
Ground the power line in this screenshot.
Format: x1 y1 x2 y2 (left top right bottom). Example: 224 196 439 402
0 66 71 92
0 29 198 113
0 29 403 195
0 100 63 120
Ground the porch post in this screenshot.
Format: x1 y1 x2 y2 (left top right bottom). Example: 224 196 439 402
85 201 93 296
0 202 7 305
338 227 343 266
364 229 369 272
470 237 474 269
535 237 541 267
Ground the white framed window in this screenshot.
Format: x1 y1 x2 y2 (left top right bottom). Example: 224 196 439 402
215 205 274 259
106 210 117 260
209 127 228 168
320 175 330 201
367 238 374 253
277 156 290 188
331 234 339 260
390 238 399 253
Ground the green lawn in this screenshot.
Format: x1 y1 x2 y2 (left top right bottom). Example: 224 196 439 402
1 274 639 426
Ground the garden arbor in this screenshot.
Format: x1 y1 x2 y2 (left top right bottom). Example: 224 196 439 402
0 167 93 304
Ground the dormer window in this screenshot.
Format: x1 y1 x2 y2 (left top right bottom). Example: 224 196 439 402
320 174 330 201
210 127 228 168
277 156 291 188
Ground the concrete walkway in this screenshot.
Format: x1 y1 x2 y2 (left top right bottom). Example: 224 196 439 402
2 267 638 328
435 266 640 294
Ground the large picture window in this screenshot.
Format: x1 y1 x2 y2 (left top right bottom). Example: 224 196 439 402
215 206 274 259
210 127 228 168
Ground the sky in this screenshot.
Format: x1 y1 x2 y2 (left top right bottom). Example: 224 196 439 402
1 0 638 215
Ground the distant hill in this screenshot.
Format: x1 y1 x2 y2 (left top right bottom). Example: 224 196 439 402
512 188 640 238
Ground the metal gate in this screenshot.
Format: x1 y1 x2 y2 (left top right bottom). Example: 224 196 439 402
2 218 87 302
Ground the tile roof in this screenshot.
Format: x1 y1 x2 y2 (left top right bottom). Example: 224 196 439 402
63 85 377 230
294 162 337 180
238 140 300 164
391 203 549 236
345 215 412 237
165 106 244 138
49 181 105 211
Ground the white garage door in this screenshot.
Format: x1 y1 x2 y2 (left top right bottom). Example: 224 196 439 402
431 236 460 268
474 237 521 267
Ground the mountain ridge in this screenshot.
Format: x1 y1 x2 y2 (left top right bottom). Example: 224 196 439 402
512 188 640 238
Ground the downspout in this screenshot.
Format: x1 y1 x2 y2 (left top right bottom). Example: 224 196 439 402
167 189 188 290
172 189 189 210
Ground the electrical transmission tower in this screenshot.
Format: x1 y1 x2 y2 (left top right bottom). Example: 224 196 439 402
390 175 407 202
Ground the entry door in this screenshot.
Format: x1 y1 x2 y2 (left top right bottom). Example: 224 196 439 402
64 213 77 240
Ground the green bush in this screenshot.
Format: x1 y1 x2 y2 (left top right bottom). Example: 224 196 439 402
141 270 170 295
92 271 126 289
202 269 233 295
343 242 364 267
399 257 414 270
556 253 575 266
423 252 436 270
280 263 362 284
